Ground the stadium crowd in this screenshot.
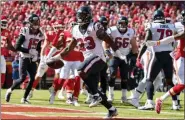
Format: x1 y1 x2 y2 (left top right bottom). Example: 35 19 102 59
1 1 185 119
1 1 185 58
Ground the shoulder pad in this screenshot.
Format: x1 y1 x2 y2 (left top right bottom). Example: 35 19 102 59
19 27 27 36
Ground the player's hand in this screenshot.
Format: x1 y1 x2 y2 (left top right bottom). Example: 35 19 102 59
115 50 127 63
29 49 38 56
136 58 143 69
146 41 158 47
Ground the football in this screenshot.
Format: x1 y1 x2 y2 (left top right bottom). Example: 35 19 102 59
46 58 64 69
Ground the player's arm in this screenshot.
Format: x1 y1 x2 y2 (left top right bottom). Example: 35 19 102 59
6 37 16 51
146 31 185 46
137 29 152 59
14 34 29 53
130 36 138 54
51 38 77 60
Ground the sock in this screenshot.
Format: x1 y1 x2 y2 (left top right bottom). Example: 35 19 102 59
109 106 116 111
1 73 5 87
66 79 75 94
121 89 127 98
66 92 73 98
147 99 154 104
135 89 142 99
109 86 114 95
160 91 170 101
32 79 40 89
58 78 65 88
52 77 60 92
169 84 185 96
172 100 178 106
146 80 154 100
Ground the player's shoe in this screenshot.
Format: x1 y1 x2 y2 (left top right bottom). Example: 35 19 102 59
5 88 12 102
121 96 127 103
66 97 73 105
21 98 31 104
27 90 33 100
155 98 163 114
128 98 140 108
84 94 93 104
107 94 114 103
104 108 118 119
138 101 154 110
73 100 80 107
89 95 102 108
49 87 55 104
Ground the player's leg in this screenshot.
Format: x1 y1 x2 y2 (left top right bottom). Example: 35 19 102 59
138 53 162 110
155 57 185 114
5 58 29 102
119 59 129 103
107 57 119 102
100 64 108 95
162 53 178 110
78 55 117 117
1 56 6 88
27 61 48 100
21 61 37 103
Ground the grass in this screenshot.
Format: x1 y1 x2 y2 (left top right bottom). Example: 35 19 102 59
1 89 184 119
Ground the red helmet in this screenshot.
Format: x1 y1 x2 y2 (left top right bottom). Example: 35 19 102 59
53 20 65 30
1 16 8 29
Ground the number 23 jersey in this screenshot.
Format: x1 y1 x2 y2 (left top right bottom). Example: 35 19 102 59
147 22 176 52
72 22 106 61
106 26 135 57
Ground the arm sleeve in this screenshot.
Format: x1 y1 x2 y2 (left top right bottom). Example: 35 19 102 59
14 34 29 53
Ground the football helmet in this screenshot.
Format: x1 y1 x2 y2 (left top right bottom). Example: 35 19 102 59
1 16 8 29
28 14 40 31
99 16 108 30
76 6 92 25
152 10 165 23
53 20 64 31
117 16 128 33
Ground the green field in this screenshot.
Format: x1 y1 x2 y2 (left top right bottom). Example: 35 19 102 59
1 89 184 119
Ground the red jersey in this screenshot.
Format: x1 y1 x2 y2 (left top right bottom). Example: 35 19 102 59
52 31 84 62
1 29 11 56
45 31 57 55
176 39 185 59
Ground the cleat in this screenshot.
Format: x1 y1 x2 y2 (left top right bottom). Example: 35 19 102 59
5 89 12 102
27 90 33 100
66 97 73 105
89 95 102 108
84 94 93 104
21 98 31 104
128 98 140 108
138 101 154 110
104 108 118 119
155 98 162 114
107 94 114 103
73 100 80 107
121 96 127 103
49 87 55 104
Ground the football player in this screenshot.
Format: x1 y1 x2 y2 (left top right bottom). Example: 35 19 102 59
5 14 45 103
47 6 123 118
137 10 178 110
1 15 16 87
146 10 185 114
103 16 138 103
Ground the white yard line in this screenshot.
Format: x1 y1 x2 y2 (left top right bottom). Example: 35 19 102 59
2 112 37 117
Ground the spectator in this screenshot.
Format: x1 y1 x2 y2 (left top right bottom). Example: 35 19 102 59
12 55 19 84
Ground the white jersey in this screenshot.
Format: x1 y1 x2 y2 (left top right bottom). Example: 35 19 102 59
19 27 45 57
174 22 184 33
147 22 176 52
106 26 135 57
72 22 106 61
